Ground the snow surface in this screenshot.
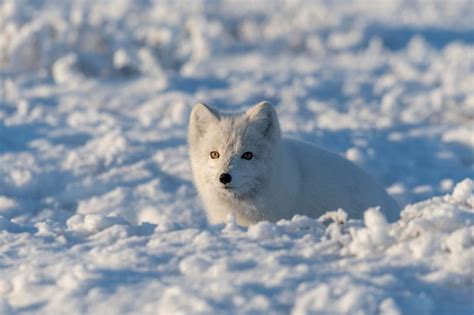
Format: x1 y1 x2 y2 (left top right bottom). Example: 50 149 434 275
1 0 473 314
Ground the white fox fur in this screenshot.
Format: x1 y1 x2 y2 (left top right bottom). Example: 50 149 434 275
188 101 400 226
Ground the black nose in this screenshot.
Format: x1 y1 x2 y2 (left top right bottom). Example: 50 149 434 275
219 173 232 184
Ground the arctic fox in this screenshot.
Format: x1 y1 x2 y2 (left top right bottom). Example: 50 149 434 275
188 101 400 226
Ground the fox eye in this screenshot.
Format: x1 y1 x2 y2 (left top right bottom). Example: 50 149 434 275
210 151 220 159
241 152 253 160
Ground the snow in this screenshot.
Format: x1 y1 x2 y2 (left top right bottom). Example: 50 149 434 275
1 0 473 314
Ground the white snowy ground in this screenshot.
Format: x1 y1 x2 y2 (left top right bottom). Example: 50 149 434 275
1 0 473 314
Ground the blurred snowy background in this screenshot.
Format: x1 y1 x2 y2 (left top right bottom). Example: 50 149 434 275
0 0 473 314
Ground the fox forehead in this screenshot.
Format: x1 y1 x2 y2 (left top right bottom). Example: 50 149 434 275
204 115 260 153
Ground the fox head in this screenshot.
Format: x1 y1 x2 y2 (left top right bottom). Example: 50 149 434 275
188 101 281 198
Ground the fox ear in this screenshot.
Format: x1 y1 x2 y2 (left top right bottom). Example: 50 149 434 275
189 102 219 140
245 101 280 139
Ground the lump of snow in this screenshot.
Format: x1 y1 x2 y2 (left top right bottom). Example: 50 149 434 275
57 264 101 290
345 147 365 164
278 215 324 235
63 131 128 172
442 127 474 148
52 53 86 85
346 208 394 256
179 255 212 276
76 188 127 216
440 178 454 192
157 286 213 314
7 169 32 187
450 178 474 208
138 206 181 233
445 227 474 253
247 221 279 240
378 298 402 315
137 206 162 225
66 213 129 236
0 196 17 213
318 209 349 240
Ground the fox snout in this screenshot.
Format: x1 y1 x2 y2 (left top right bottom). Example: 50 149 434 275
219 173 232 184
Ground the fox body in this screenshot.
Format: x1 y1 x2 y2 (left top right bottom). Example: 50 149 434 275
188 101 400 226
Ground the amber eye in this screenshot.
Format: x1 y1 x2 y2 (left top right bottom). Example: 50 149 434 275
210 151 220 159
241 152 253 160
